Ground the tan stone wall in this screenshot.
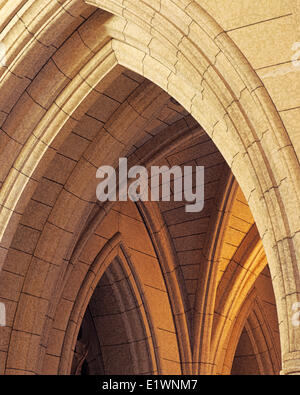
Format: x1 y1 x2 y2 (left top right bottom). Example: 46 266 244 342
0 0 299 375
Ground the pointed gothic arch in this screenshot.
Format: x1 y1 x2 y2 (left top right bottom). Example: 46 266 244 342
0 0 299 375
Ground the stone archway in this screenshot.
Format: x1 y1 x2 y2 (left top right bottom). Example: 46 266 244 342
0 0 299 375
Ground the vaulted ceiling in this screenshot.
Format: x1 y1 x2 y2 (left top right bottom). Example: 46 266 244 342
1 0 298 375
